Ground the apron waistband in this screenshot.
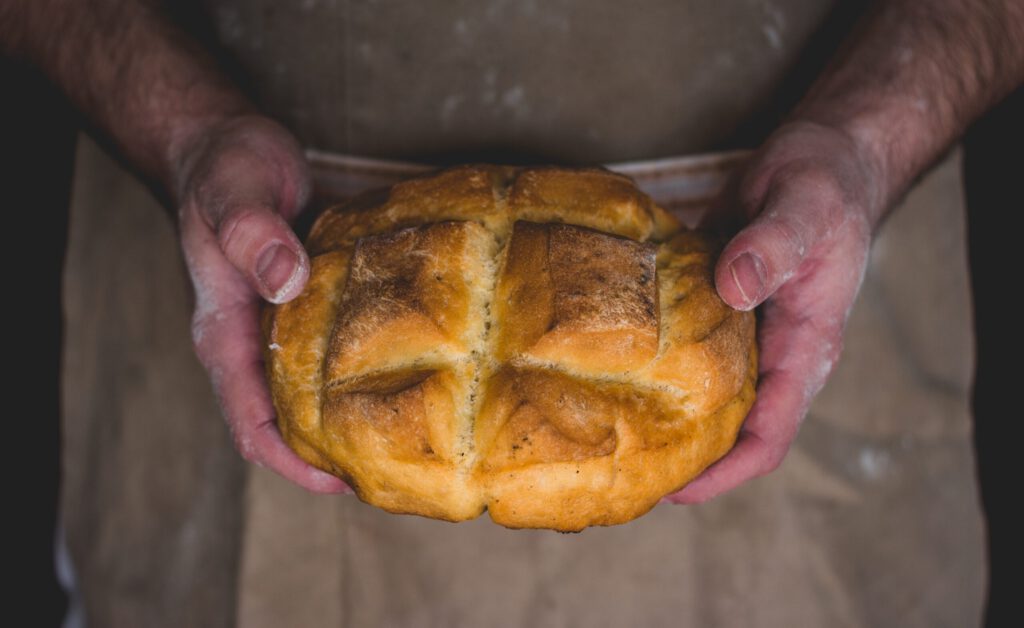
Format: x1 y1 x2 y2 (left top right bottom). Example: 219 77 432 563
305 149 751 226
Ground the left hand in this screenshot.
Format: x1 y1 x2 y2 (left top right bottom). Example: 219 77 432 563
665 120 883 503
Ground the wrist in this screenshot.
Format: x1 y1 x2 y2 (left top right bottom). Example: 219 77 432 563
787 100 928 227
782 0 1024 226
5 0 259 201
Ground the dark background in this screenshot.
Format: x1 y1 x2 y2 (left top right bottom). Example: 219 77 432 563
4 28 1017 628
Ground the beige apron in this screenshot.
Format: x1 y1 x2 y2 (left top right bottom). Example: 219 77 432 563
62 139 984 627
60 1 984 625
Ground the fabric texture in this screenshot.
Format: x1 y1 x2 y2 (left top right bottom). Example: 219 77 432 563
197 0 838 162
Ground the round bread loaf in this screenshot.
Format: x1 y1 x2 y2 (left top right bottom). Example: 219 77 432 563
262 165 757 531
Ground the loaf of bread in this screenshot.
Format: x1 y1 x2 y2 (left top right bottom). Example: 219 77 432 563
262 165 757 531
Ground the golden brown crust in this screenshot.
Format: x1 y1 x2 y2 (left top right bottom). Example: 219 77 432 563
264 165 757 531
323 221 492 381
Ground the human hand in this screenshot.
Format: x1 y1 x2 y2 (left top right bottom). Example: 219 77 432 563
665 121 883 504
176 115 349 494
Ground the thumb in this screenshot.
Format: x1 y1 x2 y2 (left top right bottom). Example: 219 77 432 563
714 172 845 310
177 115 313 304
211 203 310 304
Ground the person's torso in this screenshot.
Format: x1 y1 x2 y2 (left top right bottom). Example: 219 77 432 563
200 0 840 162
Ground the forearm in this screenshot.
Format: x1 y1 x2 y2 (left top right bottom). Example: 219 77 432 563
791 0 1024 222
1 0 254 196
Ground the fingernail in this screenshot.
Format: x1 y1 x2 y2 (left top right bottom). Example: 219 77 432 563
728 252 767 309
256 244 300 302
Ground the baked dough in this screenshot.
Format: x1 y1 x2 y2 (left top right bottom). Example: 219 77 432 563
263 165 757 531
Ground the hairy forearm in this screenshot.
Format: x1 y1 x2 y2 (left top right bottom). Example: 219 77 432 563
791 0 1024 221
1 0 253 194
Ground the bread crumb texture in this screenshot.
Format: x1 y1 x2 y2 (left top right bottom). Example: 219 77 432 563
265 165 756 531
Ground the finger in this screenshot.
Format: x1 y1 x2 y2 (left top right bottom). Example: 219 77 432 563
183 118 313 304
182 204 349 494
202 305 350 494
664 368 804 504
213 203 311 304
714 169 848 311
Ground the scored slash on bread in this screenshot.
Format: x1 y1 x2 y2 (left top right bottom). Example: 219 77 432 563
263 165 756 531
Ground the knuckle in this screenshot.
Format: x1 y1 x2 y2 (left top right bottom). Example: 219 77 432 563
795 166 840 197
763 216 808 262
781 166 845 216
216 206 265 254
759 451 786 476
754 437 793 477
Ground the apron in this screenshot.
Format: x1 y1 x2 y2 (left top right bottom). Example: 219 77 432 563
60 1 984 625
198 0 842 161
62 141 984 627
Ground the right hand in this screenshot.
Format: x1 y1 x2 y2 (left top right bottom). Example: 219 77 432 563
175 115 350 494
